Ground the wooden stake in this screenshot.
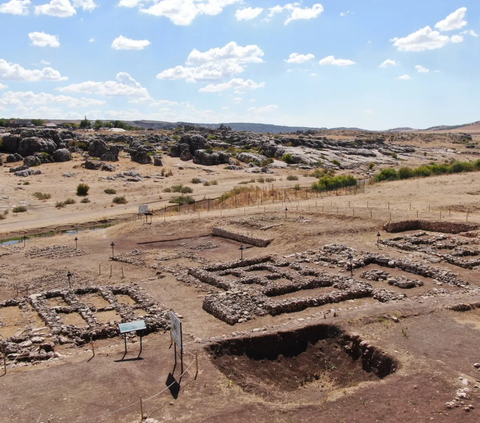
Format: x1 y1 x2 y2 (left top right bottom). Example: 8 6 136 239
98 264 101 276
140 396 144 421
122 267 125 279
2 352 6 375
110 265 112 278
195 352 199 380
91 338 95 358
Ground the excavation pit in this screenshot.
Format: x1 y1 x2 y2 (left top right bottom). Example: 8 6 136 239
206 324 396 401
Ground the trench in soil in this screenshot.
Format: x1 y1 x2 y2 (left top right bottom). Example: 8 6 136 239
206 324 396 401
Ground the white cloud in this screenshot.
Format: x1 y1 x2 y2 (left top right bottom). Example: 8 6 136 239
264 3 324 25
235 6 262 21
391 26 451 52
0 59 67 81
40 59 51 65
57 72 152 102
72 0 97 11
340 10 350 17
285 52 314 63
199 78 265 93
250 98 256 102
462 29 478 37
0 83 8 90
415 65 429 73
111 35 151 50
435 7 467 32
363 110 373 114
379 59 397 68
285 3 323 25
0 90 105 108
29 32 60 48
233 97 242 103
118 0 141 7
35 0 76 17
319 55 355 66
451 34 464 43
158 41 264 83
247 104 278 113
89 37 95 42
187 41 264 65
0 0 30 15
398 75 412 80
139 0 242 26
310 73 317 76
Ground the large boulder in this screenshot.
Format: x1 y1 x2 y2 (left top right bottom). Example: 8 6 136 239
100 145 122 162
0 155 3 166
1 135 21 153
84 159 102 170
88 139 108 158
180 149 193 161
130 150 152 164
236 152 268 165
17 137 57 157
53 148 72 162
180 134 206 154
23 156 42 167
6 153 23 163
193 150 231 166
153 155 163 166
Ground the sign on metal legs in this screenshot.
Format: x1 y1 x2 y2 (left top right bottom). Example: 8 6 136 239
170 312 183 373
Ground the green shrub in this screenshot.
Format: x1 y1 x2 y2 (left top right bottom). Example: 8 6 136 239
13 206 27 213
33 192 51 200
331 159 341 166
64 198 76 205
203 181 211 186
265 177 276 183
76 183 90 196
104 188 117 195
211 180 218 185
113 196 128 204
374 168 398 182
413 166 432 178
368 162 375 170
287 175 299 181
398 167 414 180
391 153 398 159
55 202 65 208
163 187 172 193
191 178 202 184
293 184 301 191
80 198 90 203
169 195 195 205
282 153 295 164
312 175 357 192
257 177 265 183
170 184 192 193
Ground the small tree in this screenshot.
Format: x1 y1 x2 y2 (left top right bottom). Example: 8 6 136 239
79 116 91 129
94 120 104 130
76 183 90 196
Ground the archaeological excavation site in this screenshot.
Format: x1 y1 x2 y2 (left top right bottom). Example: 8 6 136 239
1 124 480 423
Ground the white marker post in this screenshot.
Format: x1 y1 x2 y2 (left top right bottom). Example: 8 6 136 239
170 312 183 374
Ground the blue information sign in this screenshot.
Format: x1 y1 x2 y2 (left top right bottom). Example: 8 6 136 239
118 320 146 334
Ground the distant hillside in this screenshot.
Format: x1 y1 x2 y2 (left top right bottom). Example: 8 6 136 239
130 120 325 134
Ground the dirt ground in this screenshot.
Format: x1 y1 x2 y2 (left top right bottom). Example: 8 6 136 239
1 140 480 422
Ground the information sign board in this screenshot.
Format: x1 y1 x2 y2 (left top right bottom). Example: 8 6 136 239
138 205 149 215
170 312 183 349
119 320 146 334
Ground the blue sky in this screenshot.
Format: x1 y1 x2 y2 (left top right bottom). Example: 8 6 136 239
0 0 478 129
